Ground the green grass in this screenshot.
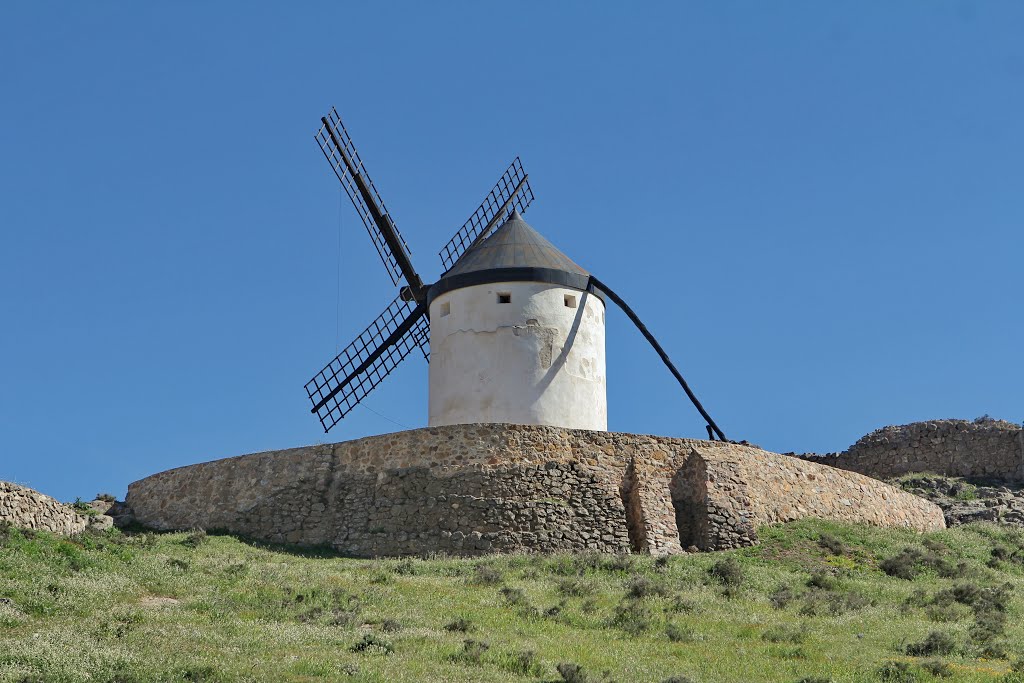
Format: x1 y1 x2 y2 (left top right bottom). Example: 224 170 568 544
3 520 1024 682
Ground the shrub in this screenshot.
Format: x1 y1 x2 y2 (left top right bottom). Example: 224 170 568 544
601 554 635 573
350 633 393 655
806 571 838 590
96 493 117 502
795 678 832 683
450 639 489 665
818 533 845 555
936 560 974 579
971 608 1008 644
939 582 981 606
544 602 565 619
977 641 1010 660
920 660 953 678
709 557 744 587
661 677 695 683
473 564 503 585
499 586 529 607
665 623 695 643
762 623 809 644
654 555 671 571
880 548 924 580
557 663 588 683
181 529 208 549
556 662 614 683
905 631 956 657
610 600 652 635
625 575 668 600
491 651 540 679
498 650 542 677
770 585 797 610
876 660 919 682
800 589 872 616
392 559 418 575
444 617 474 633
926 603 967 622
379 618 402 633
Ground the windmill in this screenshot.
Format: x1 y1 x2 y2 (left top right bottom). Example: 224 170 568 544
304 108 728 442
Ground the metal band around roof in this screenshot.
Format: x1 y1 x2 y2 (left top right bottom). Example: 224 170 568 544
426 268 602 307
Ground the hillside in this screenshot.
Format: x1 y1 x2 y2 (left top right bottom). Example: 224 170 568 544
3 520 1024 682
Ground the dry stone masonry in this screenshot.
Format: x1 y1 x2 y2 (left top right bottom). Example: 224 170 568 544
127 424 943 556
0 481 89 536
798 418 1023 481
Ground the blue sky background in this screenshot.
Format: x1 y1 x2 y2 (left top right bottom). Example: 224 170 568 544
1 3 1021 503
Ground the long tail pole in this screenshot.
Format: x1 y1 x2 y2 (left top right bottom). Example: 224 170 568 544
588 275 728 442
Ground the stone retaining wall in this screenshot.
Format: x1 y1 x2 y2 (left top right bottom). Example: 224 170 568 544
0 481 88 536
127 424 944 556
801 419 1023 481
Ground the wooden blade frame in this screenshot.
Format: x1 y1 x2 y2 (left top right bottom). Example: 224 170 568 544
305 294 430 433
316 107 424 296
438 157 534 271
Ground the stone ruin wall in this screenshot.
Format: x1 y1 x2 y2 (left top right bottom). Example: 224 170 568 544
127 424 943 557
800 419 1024 482
0 481 88 536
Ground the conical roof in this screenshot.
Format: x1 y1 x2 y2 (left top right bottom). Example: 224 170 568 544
428 211 594 305
444 210 589 278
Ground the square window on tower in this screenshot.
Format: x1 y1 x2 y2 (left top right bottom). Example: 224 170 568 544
564 294 577 308
497 293 511 304
440 302 451 317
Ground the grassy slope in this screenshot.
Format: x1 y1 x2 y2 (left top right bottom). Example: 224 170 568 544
2 520 1024 683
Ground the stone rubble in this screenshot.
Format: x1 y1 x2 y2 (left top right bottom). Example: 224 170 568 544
893 475 1024 528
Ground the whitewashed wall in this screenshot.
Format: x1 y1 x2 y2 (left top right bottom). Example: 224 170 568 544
428 281 607 430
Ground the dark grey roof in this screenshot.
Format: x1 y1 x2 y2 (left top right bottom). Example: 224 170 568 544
427 211 595 305
444 210 588 278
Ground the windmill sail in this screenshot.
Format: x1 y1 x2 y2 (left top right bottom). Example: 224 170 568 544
316 107 422 292
438 157 534 270
305 295 429 433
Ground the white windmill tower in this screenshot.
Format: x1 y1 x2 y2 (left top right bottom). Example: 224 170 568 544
426 210 607 430
304 108 728 440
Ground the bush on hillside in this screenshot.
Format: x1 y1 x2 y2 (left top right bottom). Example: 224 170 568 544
817 533 845 555
905 630 956 657
709 557 744 587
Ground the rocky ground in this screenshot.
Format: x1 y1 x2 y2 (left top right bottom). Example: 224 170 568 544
893 473 1024 528
82 496 135 529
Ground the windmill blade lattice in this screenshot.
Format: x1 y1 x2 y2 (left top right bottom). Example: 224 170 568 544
316 107 413 286
438 157 534 270
305 295 429 433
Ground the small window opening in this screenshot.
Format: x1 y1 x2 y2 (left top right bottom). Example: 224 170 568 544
439 301 451 317
497 292 511 304
564 294 577 308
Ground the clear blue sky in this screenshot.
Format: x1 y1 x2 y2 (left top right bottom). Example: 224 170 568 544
2 3 1021 502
